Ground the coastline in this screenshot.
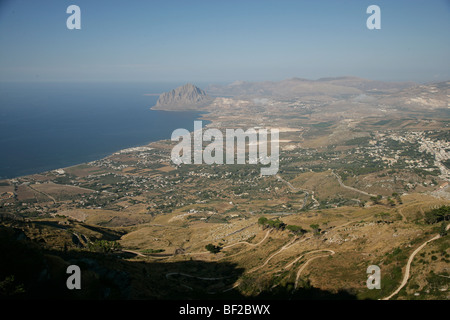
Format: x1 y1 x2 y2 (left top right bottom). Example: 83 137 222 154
1 107 211 182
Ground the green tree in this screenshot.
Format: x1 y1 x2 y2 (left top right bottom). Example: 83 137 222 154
425 206 450 224
439 221 447 237
310 224 320 235
0 275 25 297
370 196 379 205
388 198 396 206
88 240 121 253
205 244 222 254
286 225 306 235
267 219 286 230
258 216 268 226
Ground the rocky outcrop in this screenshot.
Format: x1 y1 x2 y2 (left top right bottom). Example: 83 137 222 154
153 83 212 110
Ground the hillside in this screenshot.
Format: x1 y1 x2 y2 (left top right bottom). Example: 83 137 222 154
1 77 449 300
206 77 417 99
152 83 213 111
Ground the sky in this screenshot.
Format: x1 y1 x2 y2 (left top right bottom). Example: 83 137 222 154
0 0 449 83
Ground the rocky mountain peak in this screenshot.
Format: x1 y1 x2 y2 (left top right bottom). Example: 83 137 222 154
154 83 210 110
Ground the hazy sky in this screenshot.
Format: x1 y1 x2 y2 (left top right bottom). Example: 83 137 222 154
0 0 448 83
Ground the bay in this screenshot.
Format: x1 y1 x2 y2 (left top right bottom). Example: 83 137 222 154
0 81 205 179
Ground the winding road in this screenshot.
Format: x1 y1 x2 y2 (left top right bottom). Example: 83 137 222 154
382 223 449 300
182 229 272 257
331 170 376 198
292 250 336 288
247 236 299 273
276 174 319 209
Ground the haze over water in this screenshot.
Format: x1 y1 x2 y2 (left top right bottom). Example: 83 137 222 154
0 82 204 179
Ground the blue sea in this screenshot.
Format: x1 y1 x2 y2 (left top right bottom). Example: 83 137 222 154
0 82 206 179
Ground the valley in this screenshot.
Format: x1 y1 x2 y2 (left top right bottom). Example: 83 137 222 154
0 78 449 300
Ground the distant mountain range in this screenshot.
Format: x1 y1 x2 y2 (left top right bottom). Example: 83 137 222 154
206 76 417 98
152 77 448 112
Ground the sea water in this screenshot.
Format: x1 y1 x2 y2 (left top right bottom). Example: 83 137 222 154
0 81 205 179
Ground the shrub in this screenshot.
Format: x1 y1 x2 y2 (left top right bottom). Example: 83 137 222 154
310 224 320 235
205 243 222 254
286 225 307 235
439 221 447 237
87 240 121 253
424 206 450 224
258 216 268 226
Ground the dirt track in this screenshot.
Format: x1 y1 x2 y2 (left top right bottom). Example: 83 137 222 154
382 223 449 300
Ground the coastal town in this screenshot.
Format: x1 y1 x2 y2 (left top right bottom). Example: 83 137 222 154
0 80 448 300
